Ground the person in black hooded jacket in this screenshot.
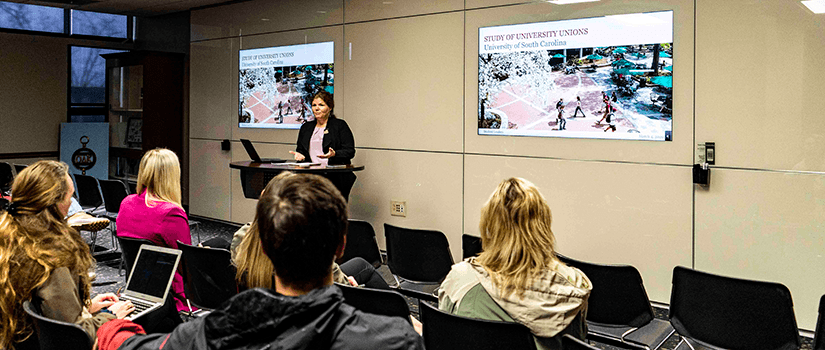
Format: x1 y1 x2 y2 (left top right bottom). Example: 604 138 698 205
97 172 423 350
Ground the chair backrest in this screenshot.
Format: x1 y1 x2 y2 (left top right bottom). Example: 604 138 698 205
556 253 653 327
177 241 238 309
338 220 382 266
461 234 482 259
669 266 800 350
337 284 411 324
73 174 103 209
813 294 825 350
420 301 536 350
22 301 91 350
116 236 154 278
0 162 13 193
98 179 129 214
384 223 453 283
561 334 599 350
13 164 27 175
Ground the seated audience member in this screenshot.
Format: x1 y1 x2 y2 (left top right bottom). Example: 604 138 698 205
65 196 110 231
116 148 191 312
0 161 134 350
97 173 423 350
232 217 388 290
438 177 592 350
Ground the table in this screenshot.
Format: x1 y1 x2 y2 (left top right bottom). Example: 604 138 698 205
230 161 365 199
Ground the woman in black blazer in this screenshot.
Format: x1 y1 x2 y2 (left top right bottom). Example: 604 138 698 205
289 91 357 199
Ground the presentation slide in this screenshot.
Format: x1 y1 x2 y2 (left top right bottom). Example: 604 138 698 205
239 41 334 129
479 11 673 141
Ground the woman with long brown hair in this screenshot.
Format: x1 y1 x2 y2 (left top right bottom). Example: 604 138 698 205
0 161 133 350
438 177 592 350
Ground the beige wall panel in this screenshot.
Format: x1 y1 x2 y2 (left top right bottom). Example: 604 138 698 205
229 141 297 224
191 0 343 41
464 0 693 165
696 1 825 172
695 169 825 330
190 38 236 140
344 13 464 152
344 0 463 23
348 149 464 261
464 155 693 302
466 0 529 9
0 35 66 154
233 26 345 146
189 139 232 220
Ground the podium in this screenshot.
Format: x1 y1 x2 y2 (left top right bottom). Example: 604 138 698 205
230 161 365 199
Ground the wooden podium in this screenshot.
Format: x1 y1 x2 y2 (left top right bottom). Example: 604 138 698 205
230 161 365 199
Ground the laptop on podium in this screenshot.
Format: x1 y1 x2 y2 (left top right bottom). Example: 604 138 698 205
120 245 182 321
240 139 286 163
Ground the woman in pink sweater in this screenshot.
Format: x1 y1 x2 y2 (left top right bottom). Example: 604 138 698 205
116 148 191 312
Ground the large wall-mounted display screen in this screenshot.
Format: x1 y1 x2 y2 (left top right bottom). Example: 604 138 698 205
478 11 673 141
239 41 334 129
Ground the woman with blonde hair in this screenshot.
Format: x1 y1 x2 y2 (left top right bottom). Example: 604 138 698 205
232 172 388 291
116 148 191 312
438 177 592 350
0 161 134 350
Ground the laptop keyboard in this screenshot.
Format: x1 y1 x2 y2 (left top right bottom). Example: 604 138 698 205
122 296 154 315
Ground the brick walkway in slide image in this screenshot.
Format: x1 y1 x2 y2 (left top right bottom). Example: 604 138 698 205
488 70 635 133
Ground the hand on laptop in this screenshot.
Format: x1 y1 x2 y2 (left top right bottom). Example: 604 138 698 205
289 151 305 161
109 300 136 319
89 293 119 313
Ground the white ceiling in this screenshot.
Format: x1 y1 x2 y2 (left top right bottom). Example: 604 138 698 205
7 0 241 17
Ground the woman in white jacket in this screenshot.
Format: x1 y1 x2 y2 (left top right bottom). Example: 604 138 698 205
438 177 592 350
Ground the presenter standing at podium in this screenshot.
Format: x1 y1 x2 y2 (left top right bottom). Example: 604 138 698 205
289 91 357 199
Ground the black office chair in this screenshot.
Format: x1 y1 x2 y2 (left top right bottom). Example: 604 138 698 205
177 241 238 310
814 295 825 350
13 163 27 175
98 178 129 221
117 236 154 278
0 161 14 195
338 220 382 267
557 254 674 350
23 300 91 350
383 223 453 295
419 301 536 350
73 173 106 215
461 234 482 259
669 266 800 350
97 178 130 254
337 283 412 324
561 334 600 350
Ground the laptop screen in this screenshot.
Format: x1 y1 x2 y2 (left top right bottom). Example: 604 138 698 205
240 139 261 162
125 248 179 299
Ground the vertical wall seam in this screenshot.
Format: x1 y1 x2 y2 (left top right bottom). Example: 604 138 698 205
691 0 697 269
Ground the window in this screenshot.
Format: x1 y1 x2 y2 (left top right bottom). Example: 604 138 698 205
0 1 132 40
69 46 127 122
0 2 63 33
71 10 127 38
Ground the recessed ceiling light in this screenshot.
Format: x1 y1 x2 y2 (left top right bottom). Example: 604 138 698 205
547 0 600 4
261 18 270 21
801 0 825 13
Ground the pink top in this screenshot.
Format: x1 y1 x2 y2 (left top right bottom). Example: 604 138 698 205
308 126 329 166
116 191 191 312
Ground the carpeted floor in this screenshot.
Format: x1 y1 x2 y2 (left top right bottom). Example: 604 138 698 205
84 216 814 350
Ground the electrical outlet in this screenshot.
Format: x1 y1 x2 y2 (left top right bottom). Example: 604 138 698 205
390 201 406 217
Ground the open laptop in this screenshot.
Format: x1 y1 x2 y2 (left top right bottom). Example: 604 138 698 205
120 245 182 321
240 139 286 163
